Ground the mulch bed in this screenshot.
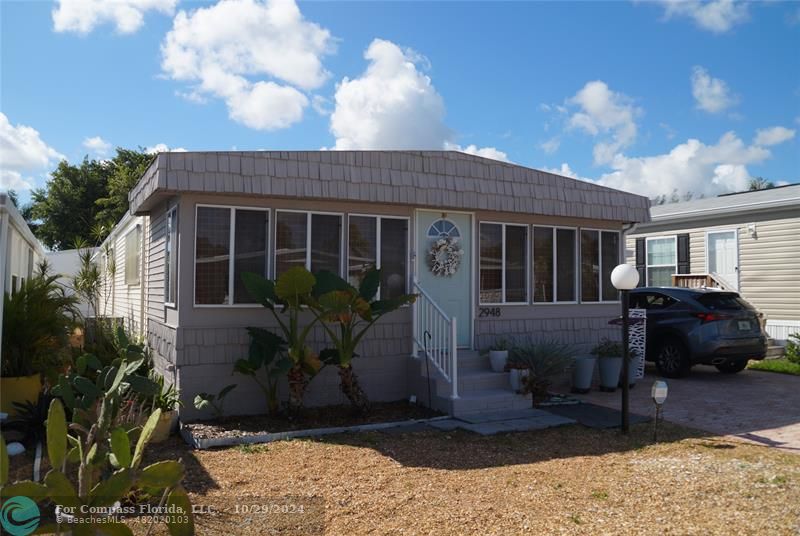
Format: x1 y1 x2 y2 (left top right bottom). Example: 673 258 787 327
183 401 443 440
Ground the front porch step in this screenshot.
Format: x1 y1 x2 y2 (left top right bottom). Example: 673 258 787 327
766 345 785 359
457 369 511 393
451 389 532 416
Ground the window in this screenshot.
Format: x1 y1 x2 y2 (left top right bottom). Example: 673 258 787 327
275 211 342 278
580 229 620 302
533 227 577 302
194 206 269 305
646 236 677 287
125 225 141 286
27 248 34 279
165 207 178 306
631 292 677 310
348 216 409 299
479 223 528 304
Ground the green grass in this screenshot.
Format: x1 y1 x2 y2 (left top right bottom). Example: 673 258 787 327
747 358 800 376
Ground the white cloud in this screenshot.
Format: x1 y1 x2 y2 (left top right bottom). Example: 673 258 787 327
0 113 64 192
539 137 560 154
53 0 177 35
145 143 187 154
444 143 509 162
566 81 640 165
161 0 335 130
329 38 505 160
82 136 112 156
691 66 738 114
597 131 772 197
311 95 332 116
754 126 795 146
659 0 749 34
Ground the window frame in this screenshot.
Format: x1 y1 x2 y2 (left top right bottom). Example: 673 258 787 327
273 209 345 279
164 205 178 308
347 213 411 300
478 221 530 306
124 224 141 287
579 227 622 304
193 204 271 308
645 235 677 287
532 225 579 305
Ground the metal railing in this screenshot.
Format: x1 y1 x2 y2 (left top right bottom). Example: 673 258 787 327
411 278 458 399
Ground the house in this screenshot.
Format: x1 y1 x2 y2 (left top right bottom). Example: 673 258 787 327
626 184 800 344
0 192 46 357
107 151 649 418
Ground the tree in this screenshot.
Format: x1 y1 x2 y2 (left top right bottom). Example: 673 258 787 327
29 148 152 250
6 189 39 234
747 177 774 191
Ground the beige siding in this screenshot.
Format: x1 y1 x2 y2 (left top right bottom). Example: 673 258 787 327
627 213 800 322
100 215 146 337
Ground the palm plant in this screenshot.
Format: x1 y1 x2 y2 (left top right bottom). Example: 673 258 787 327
508 340 576 406
310 268 416 414
233 328 290 416
241 267 323 413
1 274 79 379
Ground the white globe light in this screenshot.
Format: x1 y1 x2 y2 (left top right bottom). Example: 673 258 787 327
610 263 640 290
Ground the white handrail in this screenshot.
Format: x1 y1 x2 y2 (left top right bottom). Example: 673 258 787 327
412 278 459 399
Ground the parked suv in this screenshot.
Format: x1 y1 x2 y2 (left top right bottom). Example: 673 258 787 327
628 287 767 378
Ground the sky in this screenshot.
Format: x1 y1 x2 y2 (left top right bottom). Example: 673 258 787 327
1 0 798 204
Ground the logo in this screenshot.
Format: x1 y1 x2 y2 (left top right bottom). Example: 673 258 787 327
0 496 40 536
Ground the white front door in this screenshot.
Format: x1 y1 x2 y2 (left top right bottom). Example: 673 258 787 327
416 211 472 347
707 230 738 290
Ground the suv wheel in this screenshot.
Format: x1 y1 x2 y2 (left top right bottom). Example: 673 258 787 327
715 360 748 374
654 339 690 378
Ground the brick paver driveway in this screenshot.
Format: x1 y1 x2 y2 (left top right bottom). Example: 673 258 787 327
571 364 800 453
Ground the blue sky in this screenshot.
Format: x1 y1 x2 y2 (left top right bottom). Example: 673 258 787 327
2 0 798 203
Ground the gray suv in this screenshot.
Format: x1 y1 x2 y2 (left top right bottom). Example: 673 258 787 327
629 287 767 378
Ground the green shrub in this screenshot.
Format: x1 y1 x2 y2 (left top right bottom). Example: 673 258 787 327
785 333 800 365
591 338 624 359
508 340 576 405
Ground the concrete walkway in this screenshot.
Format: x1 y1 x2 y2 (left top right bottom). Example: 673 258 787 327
569 364 800 454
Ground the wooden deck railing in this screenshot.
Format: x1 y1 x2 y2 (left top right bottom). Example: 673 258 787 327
671 273 735 291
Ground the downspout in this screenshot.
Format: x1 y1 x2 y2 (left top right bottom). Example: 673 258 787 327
0 210 9 361
621 222 637 263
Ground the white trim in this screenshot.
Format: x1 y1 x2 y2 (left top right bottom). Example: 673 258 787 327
347 213 411 299
579 228 622 303
532 225 579 304
273 209 345 279
415 208 475 350
705 228 739 291
644 235 677 287
193 204 271 308
478 221 529 305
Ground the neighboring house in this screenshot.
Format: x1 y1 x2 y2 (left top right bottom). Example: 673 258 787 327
46 248 98 319
626 184 800 344
107 151 649 418
95 212 147 338
0 192 46 357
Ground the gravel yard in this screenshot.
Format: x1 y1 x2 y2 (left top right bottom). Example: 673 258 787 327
137 422 800 535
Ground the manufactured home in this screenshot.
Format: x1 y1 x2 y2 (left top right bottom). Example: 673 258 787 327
626 184 800 344
104 151 650 418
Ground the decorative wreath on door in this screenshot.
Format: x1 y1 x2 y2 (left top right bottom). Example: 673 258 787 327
427 219 463 277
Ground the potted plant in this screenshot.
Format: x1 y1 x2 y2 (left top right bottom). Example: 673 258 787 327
505 358 529 393
571 354 597 394
149 373 182 443
1 274 78 414
592 339 624 392
485 337 512 373
509 340 575 406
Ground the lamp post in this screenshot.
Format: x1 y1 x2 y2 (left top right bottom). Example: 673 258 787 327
610 264 640 434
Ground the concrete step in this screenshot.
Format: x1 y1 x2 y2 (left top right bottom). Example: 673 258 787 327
451 388 532 416
765 345 785 359
457 369 511 393
458 352 492 371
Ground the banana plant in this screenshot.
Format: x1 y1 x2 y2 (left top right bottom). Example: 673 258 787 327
310 268 416 414
242 267 323 413
0 399 194 535
233 328 290 416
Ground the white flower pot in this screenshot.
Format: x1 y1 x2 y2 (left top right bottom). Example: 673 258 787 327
571 356 596 394
599 356 623 392
489 350 509 372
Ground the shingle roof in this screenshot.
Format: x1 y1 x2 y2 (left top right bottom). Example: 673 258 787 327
128 150 650 223
650 183 800 222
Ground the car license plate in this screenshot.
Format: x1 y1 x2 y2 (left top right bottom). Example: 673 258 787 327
738 320 751 331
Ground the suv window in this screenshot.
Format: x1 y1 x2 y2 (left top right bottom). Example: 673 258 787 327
631 292 677 310
697 293 752 311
